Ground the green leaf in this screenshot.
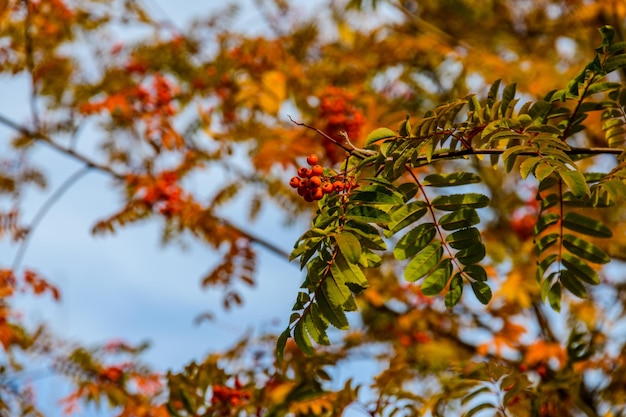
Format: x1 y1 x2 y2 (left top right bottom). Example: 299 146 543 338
534 163 557 181
304 306 330 345
387 201 428 235
332 251 369 292
519 156 541 179
394 222 437 260
344 220 386 251
445 273 464 308
604 54 626 74
323 271 352 307
487 79 501 104
398 182 419 201
423 172 481 187
502 146 536 171
398 116 411 137
438 208 480 231
535 233 559 253
562 234 610 264
456 243 486 265
421 258 452 296
294 320 314 354
534 213 560 235
548 281 562 311
431 193 490 211
471 281 492 304
562 212 612 238
349 190 403 208
316 287 349 329
334 232 362 264
584 81 622 96
365 127 396 146
276 327 291 362
501 82 517 117
463 264 488 282
559 169 590 198
561 253 599 285
446 227 481 249
466 403 496 417
345 205 391 224
404 241 443 282
528 100 552 123
559 270 587 298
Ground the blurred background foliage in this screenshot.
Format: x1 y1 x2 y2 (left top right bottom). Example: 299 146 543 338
1 0 626 415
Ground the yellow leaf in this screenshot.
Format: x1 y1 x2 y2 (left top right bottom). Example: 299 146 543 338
259 70 286 115
338 21 355 46
289 394 334 416
496 267 538 308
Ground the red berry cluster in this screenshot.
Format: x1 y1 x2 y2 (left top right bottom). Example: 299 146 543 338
318 86 365 164
289 154 346 202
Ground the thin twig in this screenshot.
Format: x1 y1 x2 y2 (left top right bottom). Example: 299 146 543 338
0 113 291 263
288 115 353 153
12 166 92 271
0 113 125 179
220 219 291 260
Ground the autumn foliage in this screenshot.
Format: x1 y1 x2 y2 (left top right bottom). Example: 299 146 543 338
3 0 626 416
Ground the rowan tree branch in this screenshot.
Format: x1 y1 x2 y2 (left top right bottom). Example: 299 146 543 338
0 113 291 263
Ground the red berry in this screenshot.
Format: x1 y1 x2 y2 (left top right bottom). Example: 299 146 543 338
321 182 333 194
289 177 301 188
311 187 324 200
332 181 344 192
310 165 323 176
309 176 322 187
306 154 319 166
297 167 309 178
303 191 314 202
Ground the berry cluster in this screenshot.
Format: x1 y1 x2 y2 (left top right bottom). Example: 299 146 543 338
289 154 346 202
318 86 365 164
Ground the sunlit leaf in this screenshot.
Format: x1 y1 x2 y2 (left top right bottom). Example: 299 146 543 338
404 241 443 282
438 208 480 231
431 193 489 211
562 212 612 238
562 234 611 264
422 172 481 187
365 127 396 146
394 222 437 260
334 232 362 264
421 258 452 296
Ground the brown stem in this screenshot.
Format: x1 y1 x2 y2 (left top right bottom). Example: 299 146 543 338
0 113 291 262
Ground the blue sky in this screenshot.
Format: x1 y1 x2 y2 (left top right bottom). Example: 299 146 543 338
0 1 329 415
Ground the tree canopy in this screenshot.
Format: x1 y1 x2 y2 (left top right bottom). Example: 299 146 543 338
2 0 626 416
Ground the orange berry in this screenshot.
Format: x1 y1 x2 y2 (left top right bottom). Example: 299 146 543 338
297 167 309 178
306 154 319 166
289 177 301 188
310 165 324 176
311 187 324 200
309 176 322 187
321 182 333 194
332 181 344 192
